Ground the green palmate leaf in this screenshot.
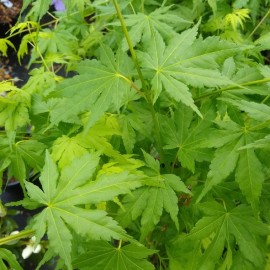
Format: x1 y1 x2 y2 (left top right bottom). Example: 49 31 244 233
138 24 237 112
118 152 190 240
24 151 142 269
172 202 269 269
49 44 136 130
197 109 267 205
72 241 156 270
0 248 22 270
120 5 192 50
160 102 215 173
138 25 199 110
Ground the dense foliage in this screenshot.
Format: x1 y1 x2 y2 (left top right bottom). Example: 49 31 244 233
0 0 270 269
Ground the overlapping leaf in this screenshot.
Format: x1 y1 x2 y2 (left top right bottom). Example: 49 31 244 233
51 115 121 168
72 241 156 270
23 151 142 269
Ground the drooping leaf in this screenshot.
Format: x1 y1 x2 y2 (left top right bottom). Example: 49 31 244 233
0 38 15 57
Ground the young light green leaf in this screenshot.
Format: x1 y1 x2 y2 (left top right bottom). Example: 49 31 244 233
24 0 54 21
0 38 15 57
0 88 30 131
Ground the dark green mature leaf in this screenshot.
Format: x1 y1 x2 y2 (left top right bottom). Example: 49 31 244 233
0 248 22 270
72 241 156 270
49 45 136 130
118 152 191 240
24 151 142 269
160 102 215 173
172 202 269 269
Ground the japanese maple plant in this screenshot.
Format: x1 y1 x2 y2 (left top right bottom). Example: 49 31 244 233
0 0 270 269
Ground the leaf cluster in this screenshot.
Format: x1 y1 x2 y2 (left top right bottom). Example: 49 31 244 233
0 0 270 269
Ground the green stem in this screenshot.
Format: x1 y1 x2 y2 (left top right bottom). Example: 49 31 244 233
0 229 35 246
113 0 167 168
195 77 270 102
117 239 122 249
248 8 270 39
112 0 146 90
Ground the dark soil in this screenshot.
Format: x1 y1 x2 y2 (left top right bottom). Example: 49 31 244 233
0 0 22 25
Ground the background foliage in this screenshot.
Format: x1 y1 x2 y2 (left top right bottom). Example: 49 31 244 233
0 0 270 269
